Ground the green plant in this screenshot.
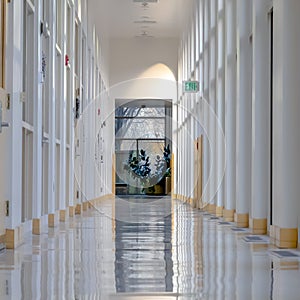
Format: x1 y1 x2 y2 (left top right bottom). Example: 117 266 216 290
124 144 171 190
124 149 151 179
162 144 171 177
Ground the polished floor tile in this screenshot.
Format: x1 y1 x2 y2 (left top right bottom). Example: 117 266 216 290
0 197 300 299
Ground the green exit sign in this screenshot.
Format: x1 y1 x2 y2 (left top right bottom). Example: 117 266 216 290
183 81 199 93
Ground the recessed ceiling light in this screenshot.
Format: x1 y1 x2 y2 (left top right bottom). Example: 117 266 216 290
134 20 157 24
135 31 154 38
133 0 159 3
135 35 154 38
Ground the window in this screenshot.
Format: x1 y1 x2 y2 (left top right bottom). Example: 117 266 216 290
115 107 166 139
0 0 6 88
115 103 172 194
56 0 62 48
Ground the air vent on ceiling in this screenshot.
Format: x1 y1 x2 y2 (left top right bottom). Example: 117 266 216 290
133 0 158 3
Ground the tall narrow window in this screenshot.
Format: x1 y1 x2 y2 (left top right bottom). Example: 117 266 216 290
22 0 35 222
269 8 274 225
56 0 62 49
0 0 6 88
75 21 79 78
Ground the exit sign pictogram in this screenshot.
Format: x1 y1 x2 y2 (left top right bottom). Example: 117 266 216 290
183 81 199 93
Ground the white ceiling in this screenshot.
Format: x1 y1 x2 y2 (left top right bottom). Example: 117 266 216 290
88 0 193 39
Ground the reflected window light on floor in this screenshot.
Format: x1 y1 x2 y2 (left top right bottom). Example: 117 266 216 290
0 197 300 299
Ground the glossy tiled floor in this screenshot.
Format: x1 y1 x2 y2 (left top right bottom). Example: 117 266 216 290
0 197 300 299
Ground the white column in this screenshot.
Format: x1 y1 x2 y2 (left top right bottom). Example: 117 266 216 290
208 0 216 211
172 101 177 196
202 0 210 207
184 95 188 199
32 0 43 219
235 0 252 227
4 0 23 229
178 100 182 197
190 94 195 203
47 0 56 214
272 0 300 248
250 0 270 234
60 0 67 210
216 0 225 216
68 4 75 207
224 0 237 221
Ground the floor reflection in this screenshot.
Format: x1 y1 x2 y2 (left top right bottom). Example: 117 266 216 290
114 196 173 293
115 218 173 292
0 197 300 299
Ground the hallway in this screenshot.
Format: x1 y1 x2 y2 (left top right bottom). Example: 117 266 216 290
0 197 299 299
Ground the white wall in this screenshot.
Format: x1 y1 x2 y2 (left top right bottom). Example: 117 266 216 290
109 38 178 101
108 37 179 197
0 0 111 237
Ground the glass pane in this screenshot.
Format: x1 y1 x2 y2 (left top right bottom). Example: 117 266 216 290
115 140 137 151
116 140 167 195
115 140 137 185
218 0 224 11
116 107 165 118
138 140 167 186
116 118 165 139
0 0 4 88
56 0 62 47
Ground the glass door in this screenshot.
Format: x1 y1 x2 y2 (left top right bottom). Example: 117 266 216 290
115 101 171 195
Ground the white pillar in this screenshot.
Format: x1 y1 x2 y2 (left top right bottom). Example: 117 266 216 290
68 5 75 207
235 0 252 227
250 0 270 234
60 0 67 210
4 0 23 229
224 0 237 221
190 94 195 204
172 101 178 196
272 0 300 248
207 0 217 213
32 0 43 219
216 0 225 217
202 0 209 207
185 96 189 200
47 0 56 214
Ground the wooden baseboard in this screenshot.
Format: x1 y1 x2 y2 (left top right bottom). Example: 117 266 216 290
32 218 41 235
235 213 249 228
223 209 235 222
5 226 24 249
249 218 267 234
272 226 298 248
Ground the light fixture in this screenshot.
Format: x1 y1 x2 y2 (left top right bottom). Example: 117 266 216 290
134 20 157 24
133 0 159 3
135 31 154 38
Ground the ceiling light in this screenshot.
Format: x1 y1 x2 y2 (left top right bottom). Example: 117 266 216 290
135 31 154 38
133 0 159 3
134 20 157 24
